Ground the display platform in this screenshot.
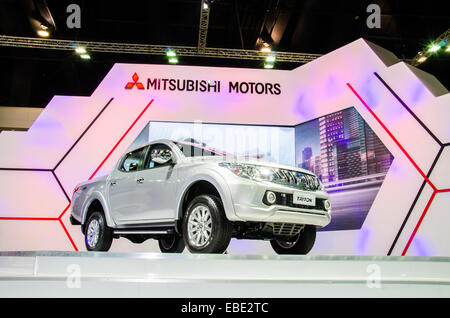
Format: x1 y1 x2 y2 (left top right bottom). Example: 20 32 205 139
0 251 449 297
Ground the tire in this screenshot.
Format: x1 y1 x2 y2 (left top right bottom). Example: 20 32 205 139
270 225 316 255
158 234 185 253
182 194 232 254
84 211 113 251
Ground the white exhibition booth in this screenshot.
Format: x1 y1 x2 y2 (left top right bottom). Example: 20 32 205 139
0 38 449 259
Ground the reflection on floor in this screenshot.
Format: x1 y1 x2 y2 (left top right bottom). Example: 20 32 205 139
0 251 449 297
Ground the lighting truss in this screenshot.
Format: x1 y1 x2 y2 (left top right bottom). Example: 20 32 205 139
0 35 322 64
198 0 210 54
411 28 450 66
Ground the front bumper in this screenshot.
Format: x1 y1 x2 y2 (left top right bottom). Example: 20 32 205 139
227 175 331 227
233 203 331 227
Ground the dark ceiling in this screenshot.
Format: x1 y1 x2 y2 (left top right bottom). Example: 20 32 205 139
0 0 448 107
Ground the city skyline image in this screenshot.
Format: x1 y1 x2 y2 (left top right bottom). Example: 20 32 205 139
295 107 394 231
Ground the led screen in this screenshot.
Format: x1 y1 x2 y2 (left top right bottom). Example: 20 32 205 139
130 109 394 233
295 107 394 231
133 121 295 166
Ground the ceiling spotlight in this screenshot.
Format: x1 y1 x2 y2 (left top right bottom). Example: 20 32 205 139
417 56 428 63
427 44 441 53
169 57 178 64
80 54 91 60
265 55 276 63
260 43 271 53
37 24 50 37
204 0 215 8
37 30 50 37
264 63 274 69
166 50 177 57
75 47 87 54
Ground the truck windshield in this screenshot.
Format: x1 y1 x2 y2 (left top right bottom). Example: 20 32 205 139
173 141 229 157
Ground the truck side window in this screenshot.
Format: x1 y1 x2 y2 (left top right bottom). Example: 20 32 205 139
145 144 173 169
120 147 147 172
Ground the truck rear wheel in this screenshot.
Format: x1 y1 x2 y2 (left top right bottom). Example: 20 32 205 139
158 234 185 253
182 194 232 254
270 225 316 255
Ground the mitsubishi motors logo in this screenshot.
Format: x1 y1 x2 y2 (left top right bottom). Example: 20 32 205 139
125 72 145 89
123 73 281 95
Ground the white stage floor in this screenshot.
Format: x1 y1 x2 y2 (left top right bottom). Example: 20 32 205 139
0 251 449 297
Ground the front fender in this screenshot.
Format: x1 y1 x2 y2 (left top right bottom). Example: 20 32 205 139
81 190 116 228
176 169 243 222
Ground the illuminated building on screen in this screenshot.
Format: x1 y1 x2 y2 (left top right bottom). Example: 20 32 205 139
302 108 393 183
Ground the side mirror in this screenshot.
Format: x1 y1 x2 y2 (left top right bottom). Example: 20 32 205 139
129 162 138 171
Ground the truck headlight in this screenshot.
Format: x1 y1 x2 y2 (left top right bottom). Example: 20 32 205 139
317 179 325 191
218 162 274 182
219 162 322 191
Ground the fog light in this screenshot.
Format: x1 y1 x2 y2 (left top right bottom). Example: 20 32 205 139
324 199 331 211
266 191 277 205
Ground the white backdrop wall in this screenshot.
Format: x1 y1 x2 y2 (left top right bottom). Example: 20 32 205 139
0 38 449 256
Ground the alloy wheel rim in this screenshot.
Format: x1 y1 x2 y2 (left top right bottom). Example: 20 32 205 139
87 219 100 247
187 204 212 248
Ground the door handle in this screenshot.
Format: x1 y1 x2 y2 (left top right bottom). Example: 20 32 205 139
137 178 145 183
110 181 117 186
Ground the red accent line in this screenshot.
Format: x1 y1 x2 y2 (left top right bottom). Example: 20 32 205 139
0 99 153 252
401 191 436 256
346 83 437 192
57 203 77 251
0 217 58 221
346 82 444 256
54 99 153 251
58 203 71 219
59 218 78 251
88 99 154 180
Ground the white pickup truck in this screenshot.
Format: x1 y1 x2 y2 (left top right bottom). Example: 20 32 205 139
70 139 331 254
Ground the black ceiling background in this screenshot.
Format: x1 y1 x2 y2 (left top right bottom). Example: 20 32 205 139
0 0 448 107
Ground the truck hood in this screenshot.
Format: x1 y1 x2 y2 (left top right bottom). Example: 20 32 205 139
182 156 314 175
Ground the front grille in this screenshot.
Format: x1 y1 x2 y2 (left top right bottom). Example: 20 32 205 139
272 223 303 236
271 169 319 191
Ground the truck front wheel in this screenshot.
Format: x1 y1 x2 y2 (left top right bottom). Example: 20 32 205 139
182 194 232 254
270 225 316 255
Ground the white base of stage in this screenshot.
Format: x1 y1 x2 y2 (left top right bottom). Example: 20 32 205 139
0 252 449 297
